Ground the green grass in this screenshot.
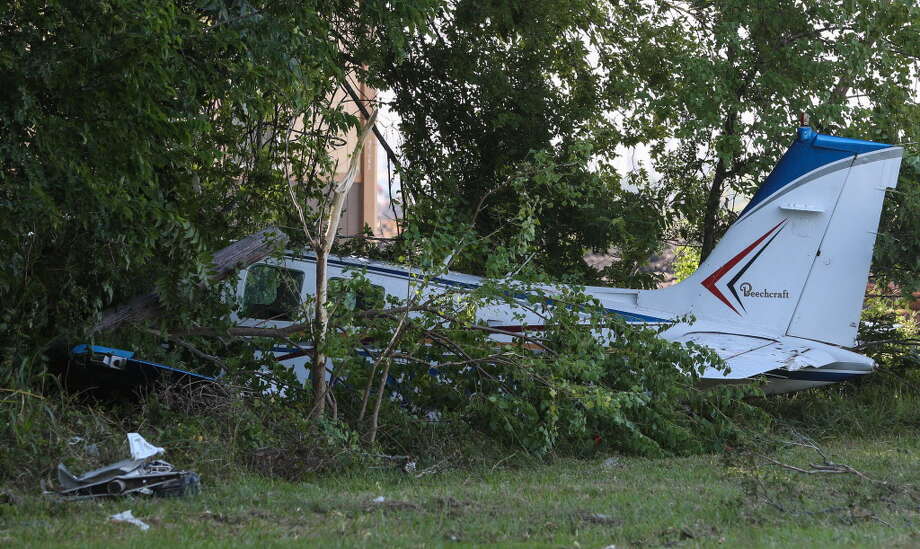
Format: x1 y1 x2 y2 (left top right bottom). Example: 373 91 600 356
3 435 919 548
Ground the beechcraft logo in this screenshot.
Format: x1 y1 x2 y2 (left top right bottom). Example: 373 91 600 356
701 219 788 315
739 282 790 300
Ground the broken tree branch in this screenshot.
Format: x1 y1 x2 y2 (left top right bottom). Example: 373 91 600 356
92 226 288 334
145 328 229 371
366 306 411 442
341 78 400 171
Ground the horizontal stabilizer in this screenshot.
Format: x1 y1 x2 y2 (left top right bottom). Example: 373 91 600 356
673 332 874 380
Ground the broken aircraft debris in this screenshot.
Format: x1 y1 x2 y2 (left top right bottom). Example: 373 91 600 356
49 433 200 500
56 344 216 394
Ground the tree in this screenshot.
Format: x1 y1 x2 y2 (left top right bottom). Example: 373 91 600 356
875 155 920 296
378 0 919 282
0 0 783 464
376 0 666 286
608 0 920 261
0 0 435 385
285 105 378 419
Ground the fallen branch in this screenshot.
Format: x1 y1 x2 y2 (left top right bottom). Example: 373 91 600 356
854 338 920 350
145 328 229 371
93 226 288 334
170 303 554 353
760 454 856 476
366 306 411 442
763 433 903 488
175 324 311 339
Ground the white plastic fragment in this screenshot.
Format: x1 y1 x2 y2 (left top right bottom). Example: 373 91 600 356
372 496 386 503
109 510 150 531
127 433 165 460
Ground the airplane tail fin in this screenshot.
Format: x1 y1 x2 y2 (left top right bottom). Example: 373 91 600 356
645 127 902 347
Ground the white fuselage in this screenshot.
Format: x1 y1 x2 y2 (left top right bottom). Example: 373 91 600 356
234 127 902 395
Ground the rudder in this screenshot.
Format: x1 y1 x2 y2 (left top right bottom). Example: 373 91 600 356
787 146 902 346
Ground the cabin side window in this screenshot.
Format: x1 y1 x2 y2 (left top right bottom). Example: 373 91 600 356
329 277 386 311
242 265 305 321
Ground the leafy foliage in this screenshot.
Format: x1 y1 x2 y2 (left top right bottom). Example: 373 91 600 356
603 0 920 259
264 198 766 458
874 153 920 297
0 0 434 383
673 246 702 283
378 0 919 281
378 0 666 285
1 0 917 488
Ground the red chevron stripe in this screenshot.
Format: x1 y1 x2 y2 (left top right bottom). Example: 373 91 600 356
701 219 786 315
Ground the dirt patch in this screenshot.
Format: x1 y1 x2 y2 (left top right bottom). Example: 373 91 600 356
432 496 475 509
363 498 422 512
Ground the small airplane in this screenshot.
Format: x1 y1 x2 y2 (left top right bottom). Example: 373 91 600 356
235 126 903 394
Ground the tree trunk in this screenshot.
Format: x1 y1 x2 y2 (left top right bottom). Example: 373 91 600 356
307 110 378 420
700 113 737 262
367 358 392 444
310 247 330 419
700 158 728 262
92 226 288 334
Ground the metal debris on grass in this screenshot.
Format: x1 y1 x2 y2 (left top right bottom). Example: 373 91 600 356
109 510 150 531
47 433 200 500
